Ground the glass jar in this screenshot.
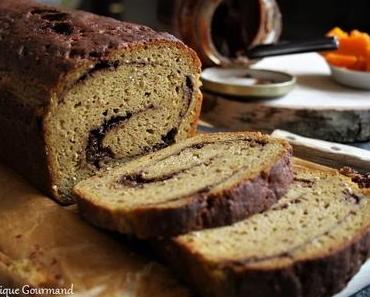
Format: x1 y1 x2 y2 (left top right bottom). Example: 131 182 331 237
158 0 282 66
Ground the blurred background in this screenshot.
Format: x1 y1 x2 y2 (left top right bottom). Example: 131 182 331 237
34 0 370 146
37 0 370 40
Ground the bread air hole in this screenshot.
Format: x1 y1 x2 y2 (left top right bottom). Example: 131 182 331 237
51 22 74 35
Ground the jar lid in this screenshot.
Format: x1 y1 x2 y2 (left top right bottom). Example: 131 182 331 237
201 67 296 99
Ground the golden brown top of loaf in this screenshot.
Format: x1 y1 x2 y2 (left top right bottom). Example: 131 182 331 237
0 0 200 102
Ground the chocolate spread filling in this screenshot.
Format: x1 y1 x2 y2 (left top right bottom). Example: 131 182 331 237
343 189 363 205
293 177 315 188
86 107 180 169
149 128 178 152
78 60 120 83
86 113 134 168
119 157 216 188
120 170 181 188
180 76 194 117
86 104 160 168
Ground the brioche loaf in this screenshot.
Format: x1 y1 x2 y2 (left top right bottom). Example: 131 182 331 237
0 0 202 204
0 164 191 297
158 163 370 297
74 132 293 238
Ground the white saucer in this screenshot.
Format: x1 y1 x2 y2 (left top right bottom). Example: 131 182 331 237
201 67 296 99
330 65 370 90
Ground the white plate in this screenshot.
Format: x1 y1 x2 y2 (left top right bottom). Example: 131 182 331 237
201 67 296 98
330 65 370 90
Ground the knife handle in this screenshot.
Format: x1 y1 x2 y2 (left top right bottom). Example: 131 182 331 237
271 129 370 174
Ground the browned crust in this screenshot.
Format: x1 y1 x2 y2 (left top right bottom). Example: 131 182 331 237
339 167 370 189
187 91 203 137
76 142 293 238
0 0 202 204
0 91 53 199
0 0 200 97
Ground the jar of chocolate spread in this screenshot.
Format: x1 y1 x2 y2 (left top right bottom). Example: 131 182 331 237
156 0 282 66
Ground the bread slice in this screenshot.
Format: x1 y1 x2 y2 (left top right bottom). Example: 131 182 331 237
158 162 370 297
74 132 293 238
0 0 202 204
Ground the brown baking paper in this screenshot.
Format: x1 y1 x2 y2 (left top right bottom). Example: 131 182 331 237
0 164 191 297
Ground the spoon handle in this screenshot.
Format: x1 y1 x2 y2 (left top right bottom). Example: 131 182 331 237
246 37 339 59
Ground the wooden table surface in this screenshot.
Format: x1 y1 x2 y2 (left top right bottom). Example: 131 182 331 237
201 53 370 143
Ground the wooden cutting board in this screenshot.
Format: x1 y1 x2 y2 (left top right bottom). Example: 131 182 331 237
202 53 370 143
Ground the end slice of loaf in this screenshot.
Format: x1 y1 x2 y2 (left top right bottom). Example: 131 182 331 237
73 132 293 238
159 163 370 297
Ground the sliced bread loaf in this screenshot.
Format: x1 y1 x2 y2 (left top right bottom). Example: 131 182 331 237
73 132 293 238
0 0 201 204
159 163 370 297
